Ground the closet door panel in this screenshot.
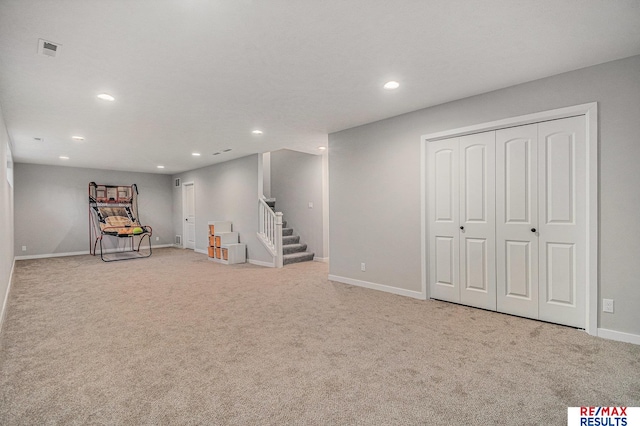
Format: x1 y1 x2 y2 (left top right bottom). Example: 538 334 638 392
459 131 496 310
538 116 586 327
428 139 460 302
496 124 539 319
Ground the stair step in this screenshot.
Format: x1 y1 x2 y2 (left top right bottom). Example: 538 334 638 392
282 228 293 236
282 235 300 245
283 243 307 255
283 251 315 265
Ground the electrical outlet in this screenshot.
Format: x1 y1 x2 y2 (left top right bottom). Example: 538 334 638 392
603 299 614 313
156 237 159 241
308 202 313 209
361 262 366 272
22 246 27 251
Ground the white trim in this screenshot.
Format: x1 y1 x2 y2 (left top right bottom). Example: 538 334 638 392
421 103 595 142
0 258 16 333
421 102 598 335
194 248 207 255
597 328 640 346
16 250 90 260
15 244 176 261
328 275 425 300
248 259 275 268
420 132 428 300
313 256 329 263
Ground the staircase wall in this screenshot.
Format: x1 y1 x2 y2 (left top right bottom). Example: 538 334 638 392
270 149 325 260
171 154 272 265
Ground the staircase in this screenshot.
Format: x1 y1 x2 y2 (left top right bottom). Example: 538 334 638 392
281 220 315 265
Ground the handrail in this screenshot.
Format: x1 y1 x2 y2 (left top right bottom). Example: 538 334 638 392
258 197 283 267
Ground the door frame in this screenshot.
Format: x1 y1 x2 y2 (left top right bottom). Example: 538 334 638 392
420 102 598 335
182 181 196 250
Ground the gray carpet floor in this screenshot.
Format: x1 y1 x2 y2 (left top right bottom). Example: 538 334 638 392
1 248 638 425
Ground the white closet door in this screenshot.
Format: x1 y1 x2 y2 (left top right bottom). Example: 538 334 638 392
428 138 460 303
459 131 496 310
496 124 539 319
538 116 586 327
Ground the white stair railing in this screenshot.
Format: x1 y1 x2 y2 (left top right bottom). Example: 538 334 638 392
258 197 283 268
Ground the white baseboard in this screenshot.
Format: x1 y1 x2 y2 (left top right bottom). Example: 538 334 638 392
194 248 208 255
16 250 89 260
248 259 275 268
313 257 329 263
328 274 425 300
15 244 176 261
597 328 640 346
0 258 16 333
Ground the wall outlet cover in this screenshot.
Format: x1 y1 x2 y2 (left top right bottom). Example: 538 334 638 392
603 299 614 313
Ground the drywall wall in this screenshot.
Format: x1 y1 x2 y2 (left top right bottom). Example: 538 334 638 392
171 154 271 264
329 54 640 336
13 164 173 256
0 104 15 331
270 149 325 259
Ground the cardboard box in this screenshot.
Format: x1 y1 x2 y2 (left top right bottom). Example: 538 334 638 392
209 235 215 247
208 247 215 258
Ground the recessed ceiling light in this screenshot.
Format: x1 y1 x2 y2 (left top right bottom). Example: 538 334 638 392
34 137 43 141
192 152 201 156
222 148 232 152
252 130 263 135
157 165 165 169
213 152 221 155
72 136 85 141
97 93 115 101
59 156 69 160
383 81 400 90
318 146 326 151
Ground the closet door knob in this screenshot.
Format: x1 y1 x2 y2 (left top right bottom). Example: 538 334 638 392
531 228 536 233
460 226 464 230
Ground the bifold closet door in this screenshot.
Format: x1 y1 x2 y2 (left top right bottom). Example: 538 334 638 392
459 132 496 310
428 138 460 303
428 133 496 310
537 116 586 328
496 124 539 319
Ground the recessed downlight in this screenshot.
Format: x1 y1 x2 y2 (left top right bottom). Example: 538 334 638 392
252 130 263 135
157 165 165 169
222 148 232 152
318 146 326 151
97 93 115 101
192 152 201 156
59 156 69 160
383 81 400 90
72 136 85 141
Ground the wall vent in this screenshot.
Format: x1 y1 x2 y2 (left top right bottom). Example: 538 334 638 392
175 178 181 187
38 39 61 57
175 235 182 245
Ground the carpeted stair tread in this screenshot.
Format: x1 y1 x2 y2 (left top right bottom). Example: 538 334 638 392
283 251 315 265
283 243 307 255
282 235 300 245
282 228 293 236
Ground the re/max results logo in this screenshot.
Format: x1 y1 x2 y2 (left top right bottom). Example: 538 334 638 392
568 407 640 426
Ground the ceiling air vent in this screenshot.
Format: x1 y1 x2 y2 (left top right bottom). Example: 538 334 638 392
37 39 61 57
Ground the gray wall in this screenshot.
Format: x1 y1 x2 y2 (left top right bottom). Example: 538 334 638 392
171 154 271 264
0 105 14 329
270 149 325 259
14 164 173 256
329 54 640 336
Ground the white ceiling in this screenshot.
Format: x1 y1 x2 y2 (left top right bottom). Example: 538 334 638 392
1 0 639 174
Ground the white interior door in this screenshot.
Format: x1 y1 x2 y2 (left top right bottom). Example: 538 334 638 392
496 124 539 319
538 116 586 327
459 131 496 310
428 138 460 303
183 182 196 250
